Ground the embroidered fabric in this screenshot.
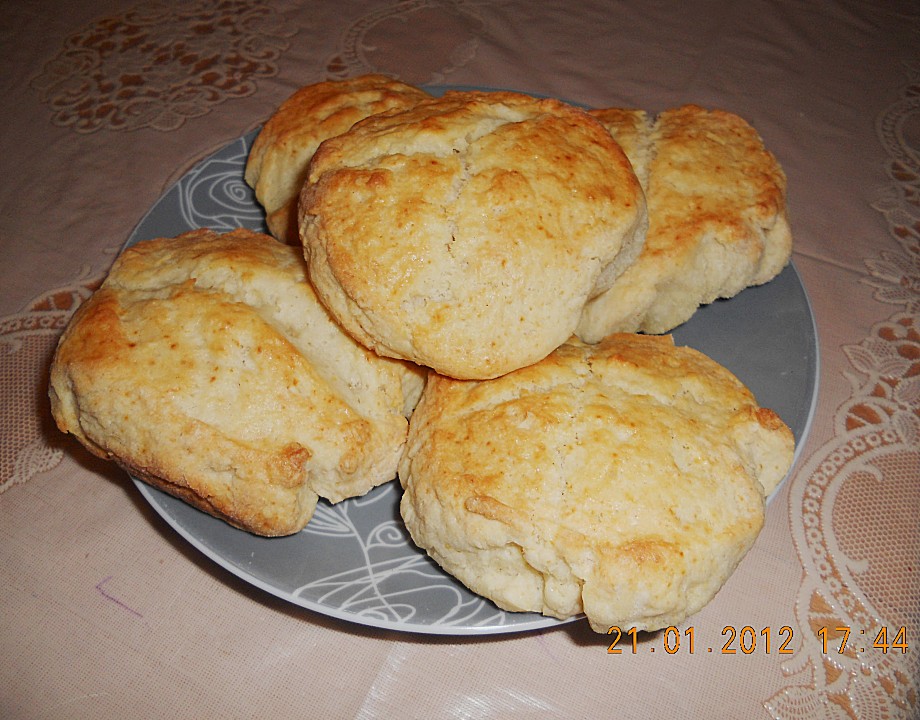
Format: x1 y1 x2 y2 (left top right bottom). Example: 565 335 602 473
321 0 485 85
766 64 920 720
30 0 295 133
0 271 100 494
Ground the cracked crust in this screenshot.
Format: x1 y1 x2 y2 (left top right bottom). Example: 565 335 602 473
299 90 647 379
398 333 794 632
577 105 792 339
49 228 425 536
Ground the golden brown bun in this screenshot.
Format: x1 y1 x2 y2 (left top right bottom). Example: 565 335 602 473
578 105 792 339
398 333 794 632
49 228 425 536
300 90 647 379
244 74 429 242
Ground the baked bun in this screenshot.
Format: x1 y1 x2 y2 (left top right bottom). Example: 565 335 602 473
49 228 425 536
300 90 647 379
577 105 792 340
245 74 429 243
398 333 794 632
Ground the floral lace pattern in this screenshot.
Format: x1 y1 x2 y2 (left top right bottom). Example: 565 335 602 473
0 271 101 494
323 0 484 86
766 65 920 720
30 0 295 133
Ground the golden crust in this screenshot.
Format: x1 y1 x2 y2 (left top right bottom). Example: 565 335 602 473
49 228 425 536
245 74 429 242
588 108 651 184
300 90 647 379
398 333 794 632
578 105 792 339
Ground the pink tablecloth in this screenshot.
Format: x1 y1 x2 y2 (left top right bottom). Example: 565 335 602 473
2 1 917 718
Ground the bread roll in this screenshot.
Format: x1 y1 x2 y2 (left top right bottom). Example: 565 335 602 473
49 228 425 536
398 333 794 632
301 90 647 379
578 105 792 339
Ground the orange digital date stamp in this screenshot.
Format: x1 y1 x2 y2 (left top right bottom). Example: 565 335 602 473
606 625 910 656
817 626 909 655
607 625 796 655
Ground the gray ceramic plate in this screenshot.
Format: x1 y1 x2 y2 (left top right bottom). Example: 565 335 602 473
127 93 819 636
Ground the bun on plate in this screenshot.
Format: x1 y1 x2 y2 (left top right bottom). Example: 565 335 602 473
578 105 792 340
398 333 794 632
300 90 647 379
49 228 425 536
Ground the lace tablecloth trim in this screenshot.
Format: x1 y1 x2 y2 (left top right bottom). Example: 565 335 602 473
766 63 920 720
0 270 101 493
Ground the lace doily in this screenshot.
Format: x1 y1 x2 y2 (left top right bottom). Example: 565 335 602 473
29 0 295 133
322 0 484 86
766 64 920 720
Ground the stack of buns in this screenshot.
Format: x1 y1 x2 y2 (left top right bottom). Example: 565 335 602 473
50 74 795 633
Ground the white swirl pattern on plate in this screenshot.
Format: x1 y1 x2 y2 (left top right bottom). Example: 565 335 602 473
296 484 509 627
177 135 267 233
